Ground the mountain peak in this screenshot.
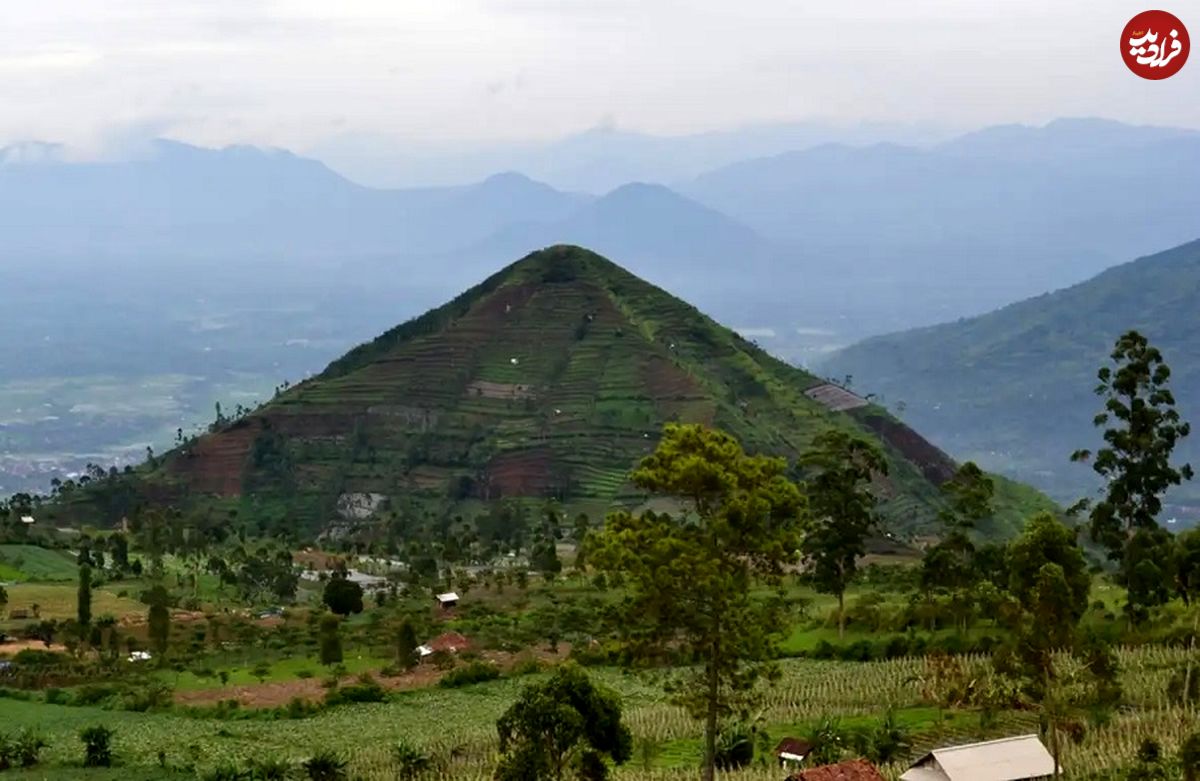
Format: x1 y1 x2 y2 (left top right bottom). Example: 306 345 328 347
116 245 1046 538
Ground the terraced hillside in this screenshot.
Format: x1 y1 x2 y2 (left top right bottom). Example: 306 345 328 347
821 238 1200 512
130 246 1049 536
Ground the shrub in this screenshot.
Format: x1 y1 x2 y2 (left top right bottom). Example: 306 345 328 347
247 757 294 780
324 679 386 706
568 642 613 667
302 749 347 781
80 725 114 767
842 640 875 662
14 730 47 768
120 681 174 712
0 729 47 770
285 696 320 719
713 722 754 770
0 735 14 772
12 649 65 667
43 687 67 705
882 635 911 659
393 739 432 780
509 656 544 677
429 650 455 671
438 660 500 688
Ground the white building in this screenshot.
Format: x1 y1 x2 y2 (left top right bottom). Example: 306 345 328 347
900 735 1056 781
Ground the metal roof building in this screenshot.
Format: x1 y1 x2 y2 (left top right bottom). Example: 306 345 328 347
900 735 1056 781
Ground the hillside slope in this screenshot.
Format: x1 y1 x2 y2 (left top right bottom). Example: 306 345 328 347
821 239 1200 511
74 246 1048 537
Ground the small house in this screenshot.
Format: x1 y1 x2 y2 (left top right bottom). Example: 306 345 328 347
900 735 1055 781
788 759 886 781
775 737 813 767
436 591 459 610
20 516 35 525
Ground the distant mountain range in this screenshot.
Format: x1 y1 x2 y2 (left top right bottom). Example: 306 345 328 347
53 246 1051 538
820 238 1200 516
681 118 1200 324
304 120 955 192
2 117 1199 497
6 117 1197 332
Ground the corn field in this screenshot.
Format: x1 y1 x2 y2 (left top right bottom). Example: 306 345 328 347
4 645 1196 780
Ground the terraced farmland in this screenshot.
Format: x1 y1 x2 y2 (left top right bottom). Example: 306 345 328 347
60 245 1054 536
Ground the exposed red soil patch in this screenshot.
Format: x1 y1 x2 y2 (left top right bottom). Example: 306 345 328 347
482 448 557 498
425 631 471 653
263 411 360 438
465 380 535 400
0 640 69 656
853 412 956 484
641 354 702 400
170 418 262 496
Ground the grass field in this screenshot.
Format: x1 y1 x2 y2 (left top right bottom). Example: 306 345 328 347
2 647 1193 780
2 583 144 623
0 544 79 581
163 652 393 691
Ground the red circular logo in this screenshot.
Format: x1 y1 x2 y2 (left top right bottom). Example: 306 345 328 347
1122 10 1189 80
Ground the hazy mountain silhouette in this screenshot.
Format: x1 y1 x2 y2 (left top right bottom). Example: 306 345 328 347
821 238 1200 511
305 120 954 192
683 119 1200 322
0 140 588 257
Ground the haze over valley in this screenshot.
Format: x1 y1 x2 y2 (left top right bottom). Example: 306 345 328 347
3 118 1199 496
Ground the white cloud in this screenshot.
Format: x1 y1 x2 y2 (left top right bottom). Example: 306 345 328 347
0 0 1196 152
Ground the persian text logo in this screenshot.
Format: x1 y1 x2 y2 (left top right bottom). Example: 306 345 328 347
1121 10 1189 80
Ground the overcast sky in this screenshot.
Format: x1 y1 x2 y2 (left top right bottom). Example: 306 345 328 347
1 0 1197 155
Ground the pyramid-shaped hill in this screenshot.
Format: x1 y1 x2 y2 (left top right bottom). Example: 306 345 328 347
161 245 1051 536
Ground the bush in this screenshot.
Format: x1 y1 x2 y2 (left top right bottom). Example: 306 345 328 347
324 679 386 706
120 681 174 712
80 725 114 767
568 642 613 667
509 656 544 677
285 696 320 719
14 730 47 768
0 729 47 770
713 723 754 770
72 683 121 706
438 661 501 688
247 757 294 780
393 739 432 780
302 749 347 781
12 649 65 667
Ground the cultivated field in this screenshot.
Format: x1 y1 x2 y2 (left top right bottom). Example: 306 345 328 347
2 646 1194 780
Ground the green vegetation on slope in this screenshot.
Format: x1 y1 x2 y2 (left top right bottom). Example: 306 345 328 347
822 238 1200 508
48 245 1051 538
0 544 79 581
